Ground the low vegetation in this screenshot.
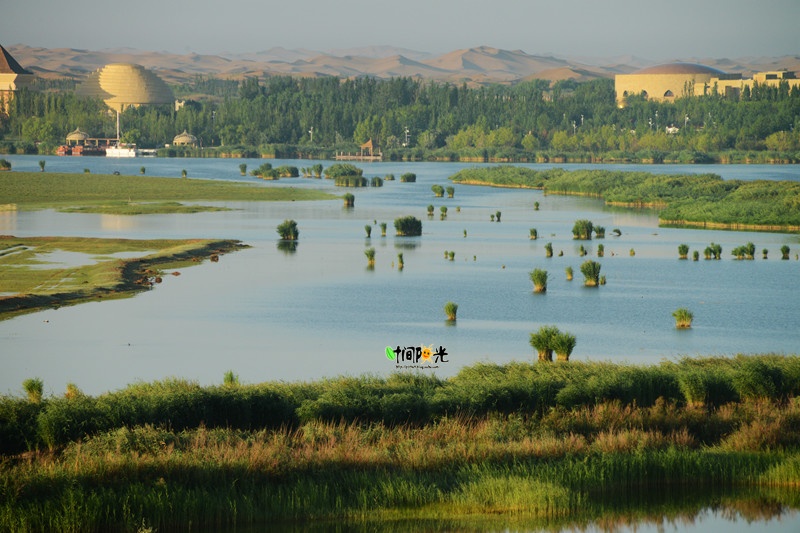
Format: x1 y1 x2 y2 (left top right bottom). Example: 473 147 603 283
450 167 800 231
0 236 244 320
4 355 799 529
0 172 336 214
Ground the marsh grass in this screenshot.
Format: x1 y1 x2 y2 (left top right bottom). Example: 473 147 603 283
3 356 800 530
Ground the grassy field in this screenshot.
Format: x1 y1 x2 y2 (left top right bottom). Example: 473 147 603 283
1 355 800 531
0 171 337 214
450 167 800 231
0 236 245 320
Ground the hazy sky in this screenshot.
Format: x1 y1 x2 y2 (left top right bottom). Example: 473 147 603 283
2 0 798 59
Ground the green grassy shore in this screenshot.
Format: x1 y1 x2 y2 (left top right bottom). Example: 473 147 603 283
0 172 337 214
450 167 800 232
2 355 800 531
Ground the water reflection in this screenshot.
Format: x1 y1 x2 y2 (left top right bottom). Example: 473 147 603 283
276 240 298 254
235 486 800 532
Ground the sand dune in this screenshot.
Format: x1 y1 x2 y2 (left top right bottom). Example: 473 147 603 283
5 43 797 86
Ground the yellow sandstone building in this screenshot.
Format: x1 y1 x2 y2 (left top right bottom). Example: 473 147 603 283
0 45 35 113
615 62 800 106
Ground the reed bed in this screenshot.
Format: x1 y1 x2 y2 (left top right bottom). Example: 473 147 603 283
2 355 800 530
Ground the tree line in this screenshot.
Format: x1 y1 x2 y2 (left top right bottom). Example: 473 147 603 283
1 74 799 161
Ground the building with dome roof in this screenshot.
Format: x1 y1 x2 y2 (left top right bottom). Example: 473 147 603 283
616 62 800 107
75 63 174 113
172 130 198 147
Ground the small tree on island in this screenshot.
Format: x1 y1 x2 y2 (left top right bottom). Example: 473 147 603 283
530 269 548 293
400 172 416 183
394 216 422 236
440 206 448 219
545 242 553 258
446 186 455 198
673 307 694 329
565 266 573 281
572 219 594 240
432 184 445 197
678 244 690 260
380 222 387 237
276 219 299 240
781 245 790 260
529 228 538 240
427 205 435 217
239 163 247 176
364 225 372 238
343 193 355 207
444 301 458 321
580 260 602 287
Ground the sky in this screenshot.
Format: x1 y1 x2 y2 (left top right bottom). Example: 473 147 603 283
2 0 798 60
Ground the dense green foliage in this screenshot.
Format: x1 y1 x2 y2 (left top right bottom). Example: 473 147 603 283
3 355 800 530
394 215 422 236
2 355 799 455
451 167 800 230
3 75 799 162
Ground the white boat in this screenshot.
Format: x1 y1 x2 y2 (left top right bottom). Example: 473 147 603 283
106 143 138 158
105 110 138 157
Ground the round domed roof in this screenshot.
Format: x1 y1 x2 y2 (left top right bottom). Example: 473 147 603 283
66 128 89 141
172 130 197 145
634 63 726 76
76 63 173 112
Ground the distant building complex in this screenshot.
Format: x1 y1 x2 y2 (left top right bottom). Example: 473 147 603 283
615 62 800 107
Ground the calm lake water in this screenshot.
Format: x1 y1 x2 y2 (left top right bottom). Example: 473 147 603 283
2 155 800 531
2 156 797 395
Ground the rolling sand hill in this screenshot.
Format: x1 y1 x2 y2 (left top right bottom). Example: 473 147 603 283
6 43 799 86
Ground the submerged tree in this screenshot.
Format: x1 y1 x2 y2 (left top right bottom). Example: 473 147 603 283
343 193 355 207
678 244 690 260
432 184 445 197
529 228 538 240
446 186 455 198
553 331 577 361
580 260 602 286
394 216 422 236
530 268 548 293
364 247 376 267
781 245 790 260
529 325 560 362
545 242 553 258
673 307 694 329
276 219 299 240
444 301 458 321
364 224 372 238
572 219 594 240
565 266 574 281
